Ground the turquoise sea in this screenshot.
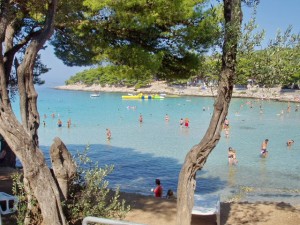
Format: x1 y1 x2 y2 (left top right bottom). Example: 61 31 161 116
13 86 300 204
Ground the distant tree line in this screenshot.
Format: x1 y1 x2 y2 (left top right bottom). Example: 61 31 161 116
62 3 300 89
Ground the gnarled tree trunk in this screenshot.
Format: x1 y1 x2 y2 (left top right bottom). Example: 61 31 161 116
0 1 68 224
50 137 77 200
176 0 242 224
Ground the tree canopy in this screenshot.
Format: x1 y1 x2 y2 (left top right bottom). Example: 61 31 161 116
51 0 223 85
61 1 300 89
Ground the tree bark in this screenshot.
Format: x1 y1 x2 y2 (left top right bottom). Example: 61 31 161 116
176 1 242 224
50 137 77 200
0 1 69 224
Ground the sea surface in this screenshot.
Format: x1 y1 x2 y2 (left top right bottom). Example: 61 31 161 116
12 86 300 204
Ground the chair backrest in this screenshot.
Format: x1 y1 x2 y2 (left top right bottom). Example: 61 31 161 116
0 192 18 215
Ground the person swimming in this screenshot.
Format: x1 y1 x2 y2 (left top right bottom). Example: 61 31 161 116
287 139 294 147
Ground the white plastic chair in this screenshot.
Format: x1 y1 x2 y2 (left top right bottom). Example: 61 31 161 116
192 194 220 225
0 192 18 225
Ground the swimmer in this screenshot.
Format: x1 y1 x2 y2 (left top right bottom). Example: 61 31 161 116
260 139 269 158
179 118 184 127
287 139 294 147
287 102 291 113
228 147 238 165
224 118 229 129
184 118 189 128
139 114 143 123
165 114 169 122
57 119 62 127
67 118 71 128
224 128 229 138
106 128 112 140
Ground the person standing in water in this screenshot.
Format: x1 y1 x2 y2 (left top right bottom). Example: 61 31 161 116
179 118 184 127
184 118 189 128
106 128 112 140
151 179 163 198
228 147 238 165
165 114 169 122
224 117 229 129
260 139 269 157
57 119 62 127
139 114 143 123
67 118 72 128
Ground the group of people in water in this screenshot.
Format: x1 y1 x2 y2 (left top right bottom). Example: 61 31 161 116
225 116 295 165
138 113 190 128
42 113 73 129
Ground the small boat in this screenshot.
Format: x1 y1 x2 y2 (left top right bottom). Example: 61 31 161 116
90 93 100 98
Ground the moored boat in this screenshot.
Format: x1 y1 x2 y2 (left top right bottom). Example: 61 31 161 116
90 93 100 98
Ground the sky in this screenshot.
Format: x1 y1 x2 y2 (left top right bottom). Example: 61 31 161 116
40 0 300 87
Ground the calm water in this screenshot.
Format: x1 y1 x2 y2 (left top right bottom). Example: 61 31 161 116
13 87 300 204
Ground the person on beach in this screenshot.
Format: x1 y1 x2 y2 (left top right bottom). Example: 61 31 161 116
287 139 294 147
139 114 143 123
151 178 163 198
260 139 269 157
106 128 112 140
228 147 238 165
57 119 62 127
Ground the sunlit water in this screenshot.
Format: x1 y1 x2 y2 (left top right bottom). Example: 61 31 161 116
12 87 300 204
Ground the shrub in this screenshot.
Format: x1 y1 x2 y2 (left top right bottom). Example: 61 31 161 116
11 146 130 225
65 147 130 224
12 173 42 225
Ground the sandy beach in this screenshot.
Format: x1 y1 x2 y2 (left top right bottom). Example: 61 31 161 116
1 167 300 225
55 81 300 102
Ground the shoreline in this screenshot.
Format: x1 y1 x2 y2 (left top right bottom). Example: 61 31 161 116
54 81 300 102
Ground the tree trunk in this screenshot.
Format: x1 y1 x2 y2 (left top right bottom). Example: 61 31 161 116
0 1 70 224
176 0 242 224
0 114 67 225
50 137 77 200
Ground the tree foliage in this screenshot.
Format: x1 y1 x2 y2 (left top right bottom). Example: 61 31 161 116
52 0 223 85
199 7 300 88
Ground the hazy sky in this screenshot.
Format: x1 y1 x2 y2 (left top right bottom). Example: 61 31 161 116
40 0 300 87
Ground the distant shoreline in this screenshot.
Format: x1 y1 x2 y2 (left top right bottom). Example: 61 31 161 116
55 81 300 103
